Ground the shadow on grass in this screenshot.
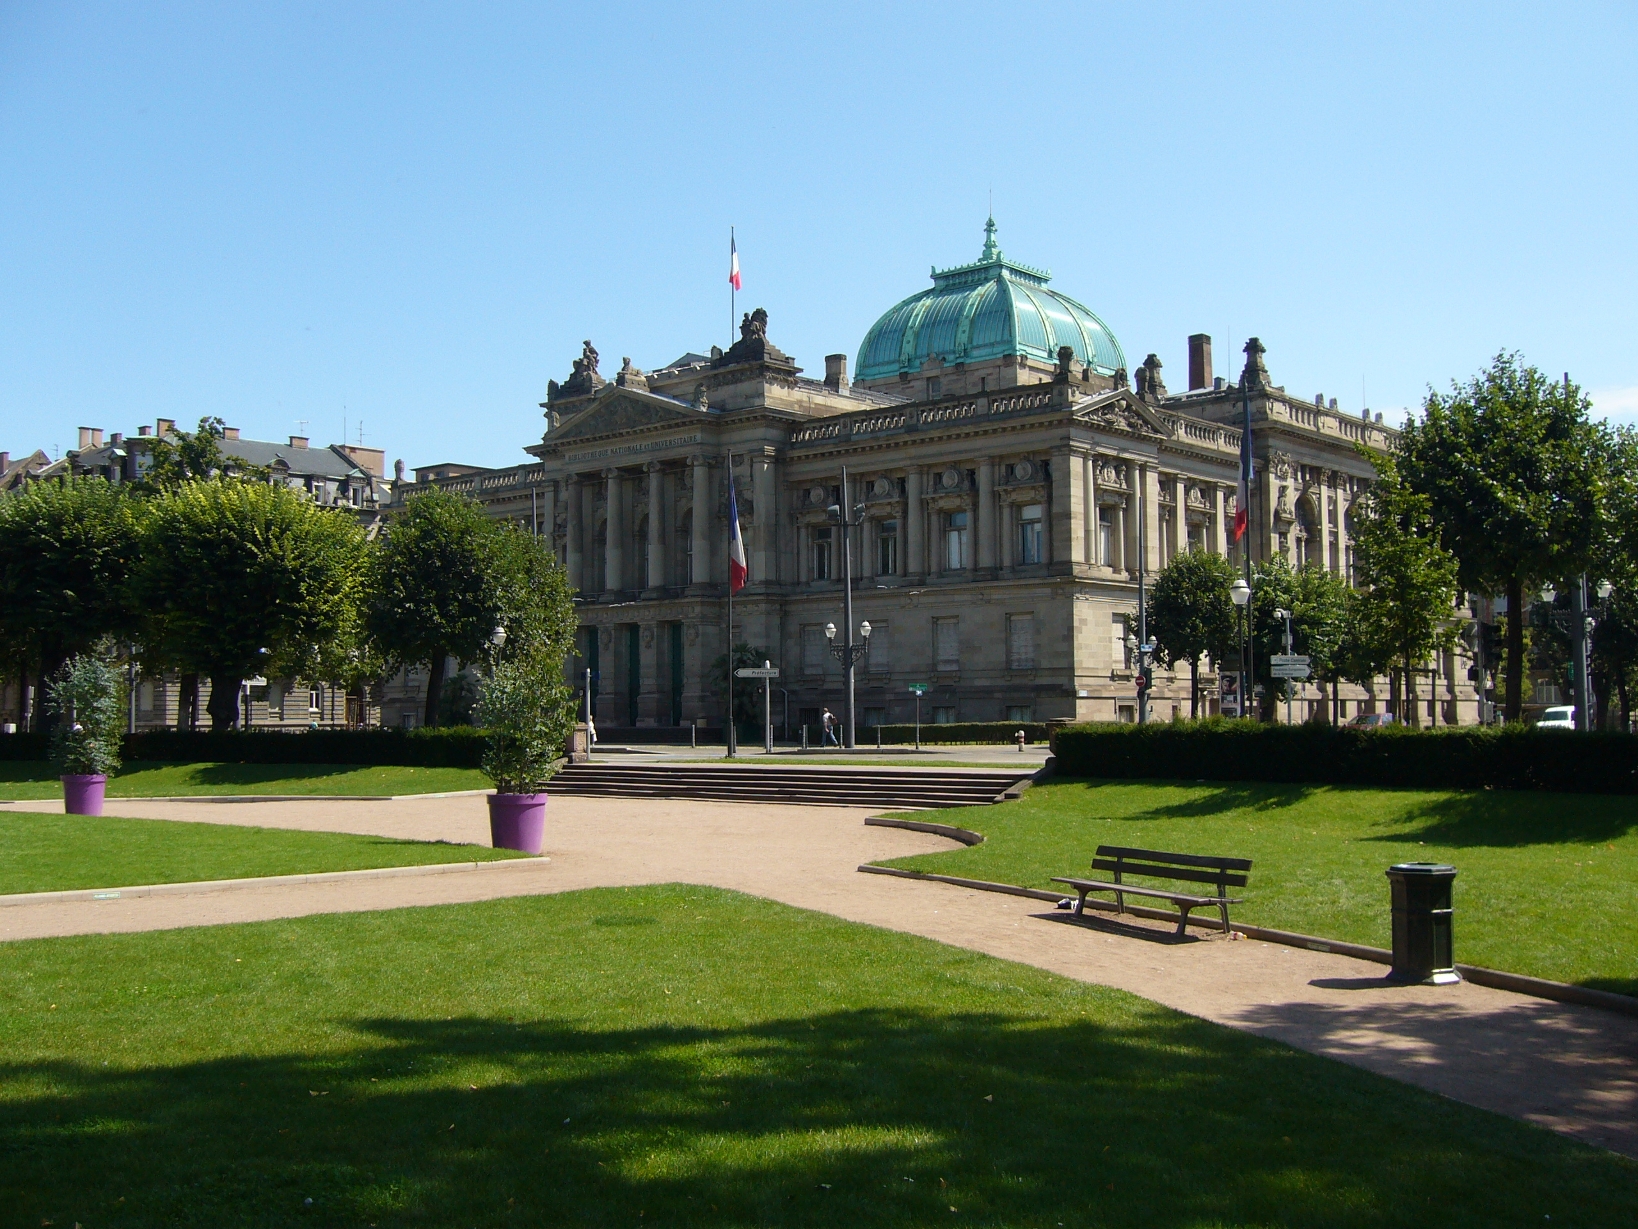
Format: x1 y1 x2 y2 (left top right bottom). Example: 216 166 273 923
127 761 367 788
1355 790 1638 849
3 1007 1633 1227
1051 778 1332 821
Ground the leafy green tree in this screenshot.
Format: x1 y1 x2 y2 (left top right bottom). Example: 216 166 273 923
1246 558 1351 721
0 477 139 729
1146 549 1236 717
1351 451 1461 726
366 490 509 728
131 480 370 731
136 417 268 490
488 520 579 668
1291 566 1354 723
476 646 577 794
1398 354 1609 720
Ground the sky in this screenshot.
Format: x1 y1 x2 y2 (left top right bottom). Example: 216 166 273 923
2 1 1635 470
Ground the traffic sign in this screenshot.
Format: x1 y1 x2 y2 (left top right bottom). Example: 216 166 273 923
907 683 929 695
735 667 780 679
1269 654 1311 679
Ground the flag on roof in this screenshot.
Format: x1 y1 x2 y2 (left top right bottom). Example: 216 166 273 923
727 469 747 593
729 230 741 291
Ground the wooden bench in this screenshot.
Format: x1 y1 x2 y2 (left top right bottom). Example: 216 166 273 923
1052 845 1252 936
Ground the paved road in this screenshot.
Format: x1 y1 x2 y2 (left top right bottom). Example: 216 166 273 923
4 793 1634 1157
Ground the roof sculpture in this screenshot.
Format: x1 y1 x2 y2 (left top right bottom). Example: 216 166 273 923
855 219 1126 381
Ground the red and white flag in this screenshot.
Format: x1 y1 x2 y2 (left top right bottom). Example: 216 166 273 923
728 230 741 291
727 470 748 593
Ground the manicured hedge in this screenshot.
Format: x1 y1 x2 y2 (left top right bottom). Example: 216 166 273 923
0 727 486 768
871 721 1052 746
1049 719 1638 795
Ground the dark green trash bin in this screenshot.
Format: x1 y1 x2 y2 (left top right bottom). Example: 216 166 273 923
1385 862 1460 985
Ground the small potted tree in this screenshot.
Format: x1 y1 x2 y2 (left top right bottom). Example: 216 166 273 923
47 649 127 816
474 645 575 854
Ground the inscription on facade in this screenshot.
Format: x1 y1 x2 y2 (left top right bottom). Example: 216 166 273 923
565 433 701 464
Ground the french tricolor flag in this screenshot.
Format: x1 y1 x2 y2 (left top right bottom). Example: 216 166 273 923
729 231 741 291
727 470 748 593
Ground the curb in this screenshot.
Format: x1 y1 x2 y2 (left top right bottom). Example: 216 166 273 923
0 855 548 909
857 864 1638 1019
2 790 496 807
865 816 985 846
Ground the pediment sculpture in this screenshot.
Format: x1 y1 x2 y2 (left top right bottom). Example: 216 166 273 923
548 340 606 403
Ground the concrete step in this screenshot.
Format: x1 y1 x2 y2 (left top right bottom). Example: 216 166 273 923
548 762 1032 809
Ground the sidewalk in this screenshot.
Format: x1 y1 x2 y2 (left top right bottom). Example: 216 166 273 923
3 793 1634 1157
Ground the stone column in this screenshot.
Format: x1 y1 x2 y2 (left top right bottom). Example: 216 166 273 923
1167 473 1185 562
752 449 775 588
638 622 662 725
905 467 925 581
1049 447 1077 570
1082 452 1097 567
603 468 625 597
976 457 996 575
564 474 582 592
644 462 665 596
689 454 712 590
1213 484 1229 558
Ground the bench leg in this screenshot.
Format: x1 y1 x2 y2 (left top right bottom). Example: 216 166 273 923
1175 904 1194 937
1219 900 1232 935
1114 890 1125 916
1073 890 1088 918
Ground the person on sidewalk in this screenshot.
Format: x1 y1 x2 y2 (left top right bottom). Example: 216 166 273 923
821 708 838 747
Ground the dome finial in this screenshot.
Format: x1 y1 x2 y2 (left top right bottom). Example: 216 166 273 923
980 215 1000 262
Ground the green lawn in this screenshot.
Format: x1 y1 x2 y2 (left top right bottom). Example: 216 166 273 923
877 779 1638 995
0 760 490 800
1 887 1631 1227
0 811 523 895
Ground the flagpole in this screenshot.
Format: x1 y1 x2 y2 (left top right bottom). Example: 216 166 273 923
726 450 736 758
729 226 736 348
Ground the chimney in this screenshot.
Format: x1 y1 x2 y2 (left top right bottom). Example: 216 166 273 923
824 353 849 393
0 452 9 474
156 418 175 437
338 444 385 477
1187 334 1212 390
110 432 123 445
222 427 240 440
138 425 152 437
288 435 309 449
78 427 101 449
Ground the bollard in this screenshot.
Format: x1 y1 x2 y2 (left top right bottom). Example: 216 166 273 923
1015 729 1025 752
801 724 809 751
1385 862 1460 984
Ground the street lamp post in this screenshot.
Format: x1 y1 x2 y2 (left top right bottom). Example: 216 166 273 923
1230 577 1251 719
825 619 871 749
826 466 868 748
1550 577 1616 731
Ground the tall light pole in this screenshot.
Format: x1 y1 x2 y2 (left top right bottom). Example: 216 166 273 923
826 466 867 748
1230 577 1251 718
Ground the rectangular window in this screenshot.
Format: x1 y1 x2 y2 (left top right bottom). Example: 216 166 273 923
811 527 833 581
934 617 959 672
877 519 898 576
863 707 887 728
865 620 887 670
944 511 969 571
1098 508 1114 566
1113 615 1132 670
137 679 155 711
801 625 827 675
1007 613 1035 670
1006 705 1034 722
1017 503 1044 565
308 689 321 714
932 705 957 724
1188 520 1208 552
925 376 941 399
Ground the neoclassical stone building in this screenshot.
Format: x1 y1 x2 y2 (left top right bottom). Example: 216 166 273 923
389 223 1480 731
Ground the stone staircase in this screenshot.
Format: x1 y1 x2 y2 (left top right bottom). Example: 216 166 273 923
547 761 1035 809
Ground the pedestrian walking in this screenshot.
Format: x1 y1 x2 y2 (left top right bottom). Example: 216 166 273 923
821 707 838 747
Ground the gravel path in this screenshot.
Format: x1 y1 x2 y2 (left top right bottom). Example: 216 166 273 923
6 793 1635 1157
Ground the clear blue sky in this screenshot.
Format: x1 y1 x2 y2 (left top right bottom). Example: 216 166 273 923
3 1 1634 470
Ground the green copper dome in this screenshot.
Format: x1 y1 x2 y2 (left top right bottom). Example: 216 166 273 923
856 220 1126 381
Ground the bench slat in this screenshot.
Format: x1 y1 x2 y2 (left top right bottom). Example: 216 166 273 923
1052 877 1245 907
1090 860 1249 889
1095 844 1253 872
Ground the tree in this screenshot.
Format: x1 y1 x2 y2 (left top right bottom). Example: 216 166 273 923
366 490 510 728
1145 550 1236 717
1350 450 1461 726
0 477 139 730
46 643 127 777
1247 558 1351 722
1291 566 1354 723
131 480 370 731
137 417 267 490
1398 353 1609 721
711 642 772 733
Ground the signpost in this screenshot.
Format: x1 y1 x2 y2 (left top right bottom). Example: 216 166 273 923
736 663 780 753
1269 654 1311 679
908 683 929 751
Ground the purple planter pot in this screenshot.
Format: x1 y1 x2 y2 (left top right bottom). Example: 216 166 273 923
487 792 547 854
62 774 108 817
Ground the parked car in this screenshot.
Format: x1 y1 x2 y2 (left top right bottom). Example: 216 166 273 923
1532 705 1577 730
1346 712 1397 729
